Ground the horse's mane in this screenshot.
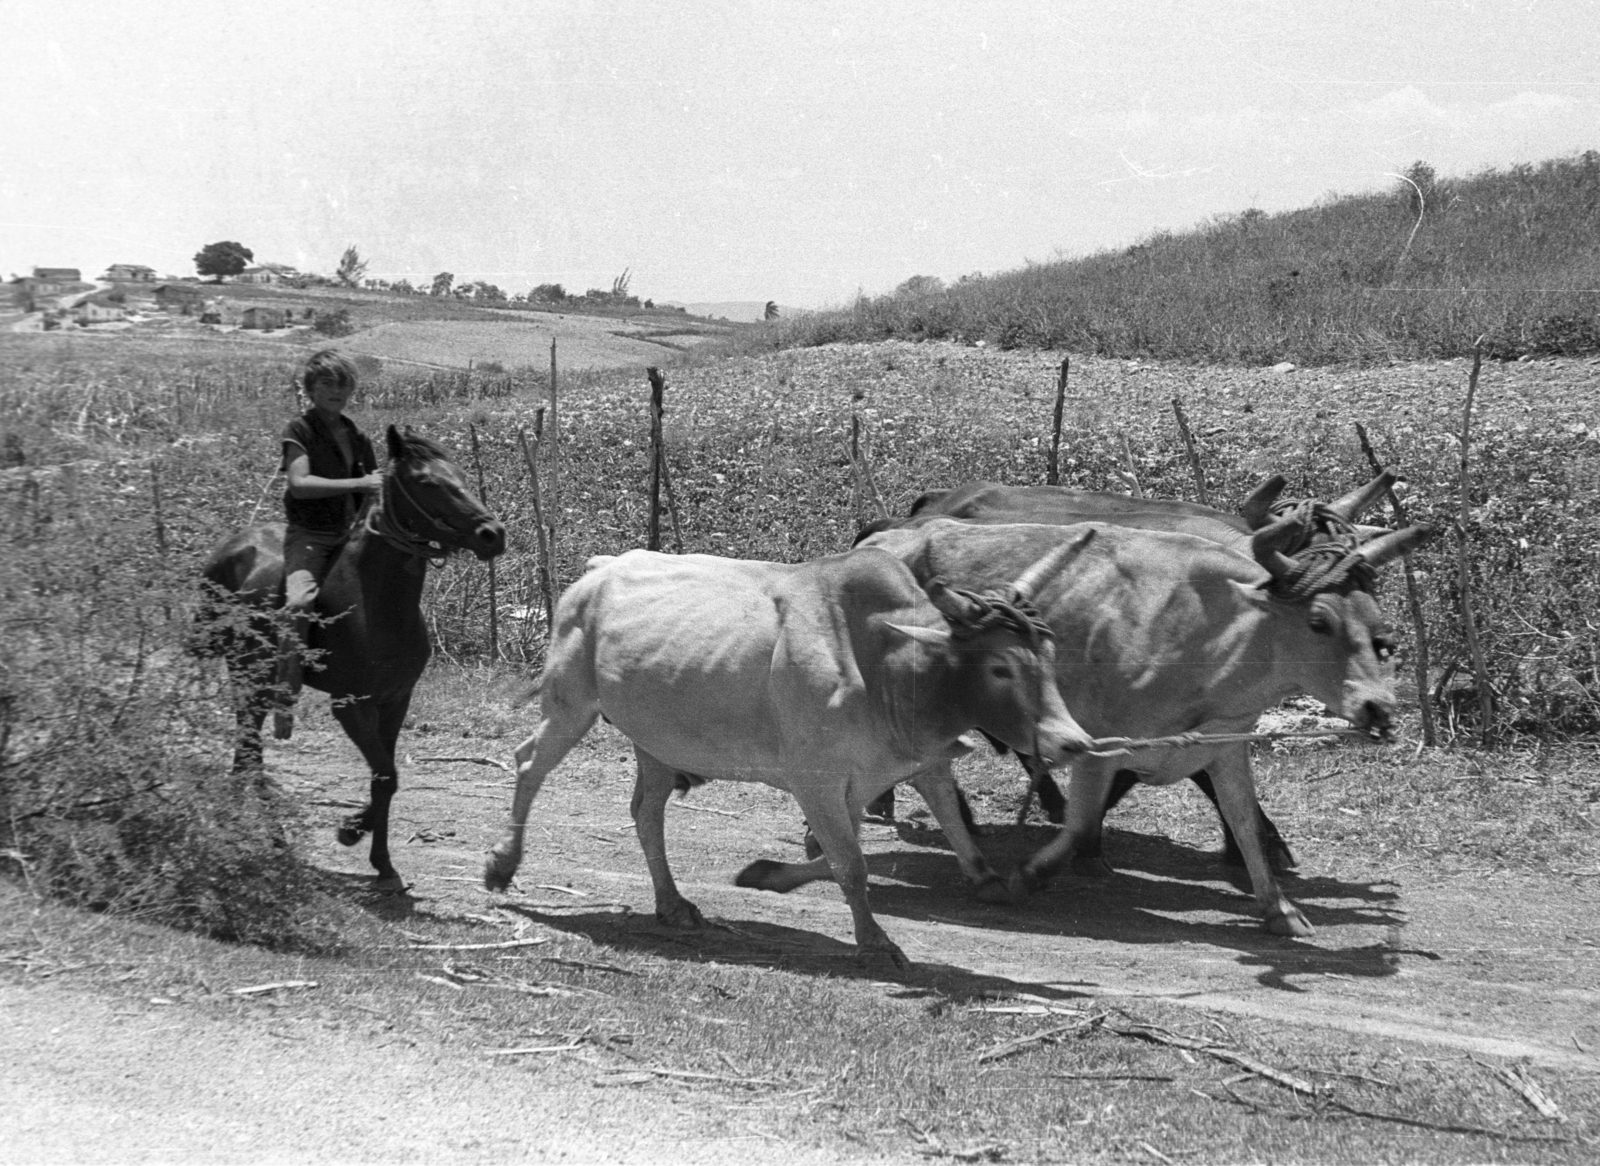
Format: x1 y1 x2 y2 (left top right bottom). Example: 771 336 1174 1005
393 430 451 465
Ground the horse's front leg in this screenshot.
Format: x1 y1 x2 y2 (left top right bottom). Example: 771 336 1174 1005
330 693 409 890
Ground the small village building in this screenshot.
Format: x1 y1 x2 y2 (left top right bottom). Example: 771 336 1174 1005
102 263 158 282
237 262 300 285
20 267 84 298
74 298 126 325
154 283 205 311
240 306 286 330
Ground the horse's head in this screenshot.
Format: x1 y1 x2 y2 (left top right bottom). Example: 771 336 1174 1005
381 426 507 561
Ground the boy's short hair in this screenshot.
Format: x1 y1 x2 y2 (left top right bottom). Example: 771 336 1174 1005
301 349 358 394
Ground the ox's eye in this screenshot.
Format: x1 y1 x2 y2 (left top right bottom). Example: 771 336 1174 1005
990 664 1015 680
1373 635 1396 662
1306 608 1332 635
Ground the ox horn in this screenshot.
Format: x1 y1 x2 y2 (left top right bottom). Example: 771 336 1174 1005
1250 514 1301 582
1008 528 1097 602
1328 470 1397 523
1239 474 1288 530
1356 523 1433 567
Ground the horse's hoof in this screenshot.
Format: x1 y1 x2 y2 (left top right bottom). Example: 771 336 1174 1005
656 900 706 929
1263 905 1314 937
735 859 788 892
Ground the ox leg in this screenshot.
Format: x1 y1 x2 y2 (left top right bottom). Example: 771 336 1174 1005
1013 754 1069 825
906 763 1004 895
329 695 406 890
784 786 906 971
483 696 597 893
631 749 705 928
1206 745 1311 936
1188 769 1297 873
1008 759 1116 901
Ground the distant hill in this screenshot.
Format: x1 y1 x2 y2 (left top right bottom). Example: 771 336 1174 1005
666 301 803 323
768 151 1600 365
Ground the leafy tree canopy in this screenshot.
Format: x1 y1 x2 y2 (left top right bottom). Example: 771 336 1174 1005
430 271 454 297
336 244 368 287
193 241 254 281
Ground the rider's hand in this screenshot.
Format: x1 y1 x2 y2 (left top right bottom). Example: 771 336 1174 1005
357 472 384 495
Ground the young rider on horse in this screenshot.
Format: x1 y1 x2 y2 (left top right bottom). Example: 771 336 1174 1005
275 349 383 738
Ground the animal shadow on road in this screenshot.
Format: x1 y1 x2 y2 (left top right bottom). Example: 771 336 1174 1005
492 902 1097 1005
871 820 1407 986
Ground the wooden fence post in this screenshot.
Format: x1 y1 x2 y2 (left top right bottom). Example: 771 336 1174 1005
1046 357 1069 485
1171 396 1209 506
1456 342 1495 747
469 423 498 661
517 414 554 642
647 368 665 551
547 339 561 604
849 414 889 522
1355 421 1435 747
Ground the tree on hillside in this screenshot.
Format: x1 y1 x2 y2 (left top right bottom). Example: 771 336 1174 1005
430 271 454 297
336 244 368 287
531 282 566 303
610 268 632 298
193 240 253 282
764 301 779 321
894 275 944 297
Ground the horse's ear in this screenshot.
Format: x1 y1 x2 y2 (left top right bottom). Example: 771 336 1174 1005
386 425 406 462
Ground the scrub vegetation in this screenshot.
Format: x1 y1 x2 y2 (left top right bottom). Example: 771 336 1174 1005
768 153 1600 365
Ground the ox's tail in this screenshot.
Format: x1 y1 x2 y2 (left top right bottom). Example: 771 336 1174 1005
508 673 545 707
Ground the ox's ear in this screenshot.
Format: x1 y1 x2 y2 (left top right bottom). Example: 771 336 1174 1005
386 424 406 463
1230 578 1276 609
884 621 953 648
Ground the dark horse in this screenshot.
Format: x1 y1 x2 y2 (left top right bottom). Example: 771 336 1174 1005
198 426 506 889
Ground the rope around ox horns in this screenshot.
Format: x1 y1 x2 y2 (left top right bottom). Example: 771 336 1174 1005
937 583 1055 644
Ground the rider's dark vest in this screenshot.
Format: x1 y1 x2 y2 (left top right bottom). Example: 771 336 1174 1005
281 411 377 533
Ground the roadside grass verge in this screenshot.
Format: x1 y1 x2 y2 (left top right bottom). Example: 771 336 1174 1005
4 864 1592 1163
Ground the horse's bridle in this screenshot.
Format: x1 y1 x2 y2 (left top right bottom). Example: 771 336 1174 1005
364 466 475 560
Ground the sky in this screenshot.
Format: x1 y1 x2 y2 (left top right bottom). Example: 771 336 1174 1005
3 0 1597 308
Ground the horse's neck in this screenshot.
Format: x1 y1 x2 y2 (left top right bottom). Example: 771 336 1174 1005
330 524 429 612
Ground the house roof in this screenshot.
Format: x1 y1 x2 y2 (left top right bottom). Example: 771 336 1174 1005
33 267 82 280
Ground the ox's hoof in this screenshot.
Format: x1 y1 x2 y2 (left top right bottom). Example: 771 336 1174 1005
735 859 788 893
1223 841 1299 874
483 850 519 893
656 900 706 929
273 711 294 740
1068 853 1115 878
802 831 823 862
374 873 407 894
1263 905 1314 938
974 874 1020 906
855 941 910 976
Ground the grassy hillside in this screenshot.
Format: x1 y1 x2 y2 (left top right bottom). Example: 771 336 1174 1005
768 152 1600 365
